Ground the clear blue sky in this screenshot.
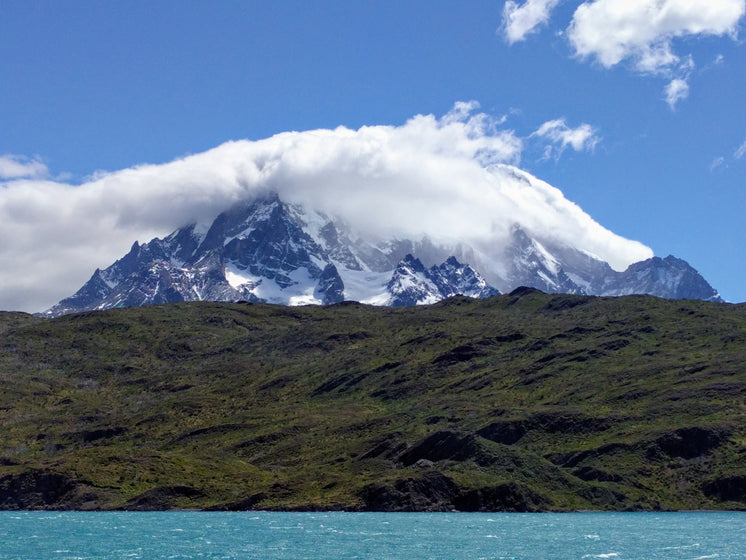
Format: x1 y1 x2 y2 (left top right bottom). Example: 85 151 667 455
1 1 745 305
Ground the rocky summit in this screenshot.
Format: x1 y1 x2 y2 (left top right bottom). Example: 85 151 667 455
44 192 720 316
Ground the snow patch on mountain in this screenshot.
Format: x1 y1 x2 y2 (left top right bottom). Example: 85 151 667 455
337 270 394 304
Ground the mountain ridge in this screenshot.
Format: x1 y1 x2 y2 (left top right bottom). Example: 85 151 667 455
44 191 720 317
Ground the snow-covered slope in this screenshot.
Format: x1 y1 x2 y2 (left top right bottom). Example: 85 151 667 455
43 192 720 317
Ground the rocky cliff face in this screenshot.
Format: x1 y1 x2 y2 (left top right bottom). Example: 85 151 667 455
44 192 720 317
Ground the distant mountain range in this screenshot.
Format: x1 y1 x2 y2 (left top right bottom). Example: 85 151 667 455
44 191 720 317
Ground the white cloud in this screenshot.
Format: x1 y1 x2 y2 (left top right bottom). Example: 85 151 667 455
567 0 745 74
664 77 690 109
0 155 49 180
532 119 600 157
0 103 651 313
711 137 746 170
735 138 746 159
500 1 746 106
502 0 561 43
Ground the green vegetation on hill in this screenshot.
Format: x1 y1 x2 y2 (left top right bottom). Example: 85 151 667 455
1 291 745 511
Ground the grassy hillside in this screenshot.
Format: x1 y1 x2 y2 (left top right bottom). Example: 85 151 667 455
1 290 745 511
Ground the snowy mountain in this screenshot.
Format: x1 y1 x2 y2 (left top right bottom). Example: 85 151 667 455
43 191 720 317
43 193 497 316
489 225 721 301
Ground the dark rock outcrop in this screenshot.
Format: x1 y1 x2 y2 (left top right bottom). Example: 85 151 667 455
701 476 746 503
545 443 633 468
398 430 496 467
0 470 109 510
359 472 461 511
453 482 552 512
315 264 345 305
572 466 623 483
205 492 268 511
360 433 408 461
477 421 528 445
64 426 128 446
647 426 729 460
120 485 205 511
477 413 611 446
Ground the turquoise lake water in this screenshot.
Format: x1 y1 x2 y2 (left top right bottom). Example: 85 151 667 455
0 511 744 559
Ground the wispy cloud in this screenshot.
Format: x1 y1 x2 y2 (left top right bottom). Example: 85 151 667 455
532 119 600 158
0 155 49 180
664 78 690 110
501 0 561 44
709 137 746 171
735 138 746 159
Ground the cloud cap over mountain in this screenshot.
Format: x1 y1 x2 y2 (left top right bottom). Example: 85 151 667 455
0 104 652 313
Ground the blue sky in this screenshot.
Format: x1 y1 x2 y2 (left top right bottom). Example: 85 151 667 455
1 0 745 310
